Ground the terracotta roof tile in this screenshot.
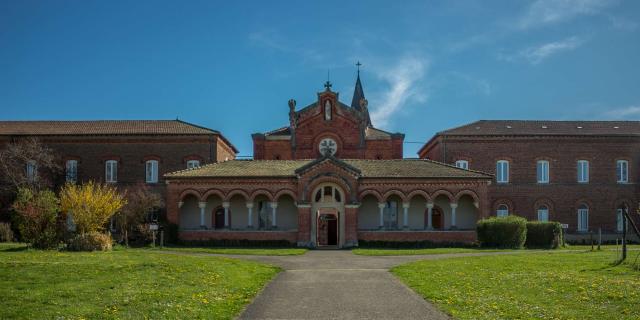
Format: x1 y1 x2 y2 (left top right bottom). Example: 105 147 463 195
165 158 492 179
440 120 640 136
0 120 219 136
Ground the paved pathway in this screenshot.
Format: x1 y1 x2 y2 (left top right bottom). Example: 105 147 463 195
162 250 523 319
225 250 520 320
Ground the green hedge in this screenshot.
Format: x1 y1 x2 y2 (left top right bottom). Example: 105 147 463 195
526 221 563 249
477 215 527 249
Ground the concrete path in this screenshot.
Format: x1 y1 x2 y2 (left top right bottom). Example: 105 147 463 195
161 249 526 319
231 250 520 320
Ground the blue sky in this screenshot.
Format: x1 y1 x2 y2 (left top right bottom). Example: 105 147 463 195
1 1 639 157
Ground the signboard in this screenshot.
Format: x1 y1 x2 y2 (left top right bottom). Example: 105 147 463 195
149 223 159 231
560 224 569 229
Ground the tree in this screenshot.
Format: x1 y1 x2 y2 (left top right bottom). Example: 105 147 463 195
0 137 61 193
117 183 164 246
59 181 126 234
12 187 61 249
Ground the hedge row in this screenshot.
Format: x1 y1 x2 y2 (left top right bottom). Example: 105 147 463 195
477 216 563 249
526 221 563 249
357 240 474 249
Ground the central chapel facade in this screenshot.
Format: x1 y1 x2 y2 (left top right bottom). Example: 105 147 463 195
165 75 492 247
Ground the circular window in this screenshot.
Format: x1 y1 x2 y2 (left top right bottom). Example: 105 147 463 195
318 138 337 156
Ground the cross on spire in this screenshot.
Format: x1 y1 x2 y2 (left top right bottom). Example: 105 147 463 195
356 61 362 75
324 80 332 90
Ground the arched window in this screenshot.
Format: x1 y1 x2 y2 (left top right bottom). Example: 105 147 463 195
537 205 549 222
146 160 159 183
496 160 509 183
577 204 589 232
455 160 469 170
186 160 200 169
537 160 549 184
313 185 343 203
496 204 509 217
324 100 332 120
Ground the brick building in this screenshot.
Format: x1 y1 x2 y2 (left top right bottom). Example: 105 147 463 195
0 120 237 216
419 120 639 241
165 76 492 247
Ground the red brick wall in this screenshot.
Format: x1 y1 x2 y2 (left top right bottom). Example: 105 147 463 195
422 135 640 233
358 231 477 244
253 91 403 160
179 231 298 243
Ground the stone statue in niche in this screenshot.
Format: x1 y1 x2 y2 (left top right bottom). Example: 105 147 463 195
324 100 332 120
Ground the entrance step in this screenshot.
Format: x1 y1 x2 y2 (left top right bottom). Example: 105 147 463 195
316 245 339 250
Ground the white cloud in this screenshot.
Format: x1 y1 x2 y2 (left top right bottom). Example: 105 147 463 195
519 36 586 64
369 57 428 128
604 105 640 119
518 0 617 29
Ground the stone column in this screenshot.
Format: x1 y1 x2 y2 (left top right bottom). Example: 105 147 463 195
198 201 207 229
270 202 278 228
450 203 458 229
378 202 386 229
426 202 434 230
402 202 410 229
246 202 254 228
222 202 230 228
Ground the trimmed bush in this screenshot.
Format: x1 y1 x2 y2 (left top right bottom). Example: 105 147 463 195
67 232 113 251
0 222 13 242
526 221 563 249
477 215 527 249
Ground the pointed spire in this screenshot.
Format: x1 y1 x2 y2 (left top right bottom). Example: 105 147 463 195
351 62 365 110
351 61 371 126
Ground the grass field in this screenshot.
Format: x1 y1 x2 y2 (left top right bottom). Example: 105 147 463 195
393 250 640 319
0 243 279 319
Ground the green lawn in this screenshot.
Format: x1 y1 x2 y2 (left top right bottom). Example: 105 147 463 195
159 245 308 256
393 250 640 319
353 244 640 256
0 243 279 319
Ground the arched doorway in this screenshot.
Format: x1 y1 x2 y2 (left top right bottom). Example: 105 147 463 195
431 206 444 230
311 184 344 247
212 206 226 229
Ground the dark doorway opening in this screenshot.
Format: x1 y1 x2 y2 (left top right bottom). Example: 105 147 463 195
317 212 338 246
213 207 225 229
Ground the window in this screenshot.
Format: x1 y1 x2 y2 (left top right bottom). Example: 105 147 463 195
455 160 469 170
146 160 158 183
537 160 549 183
577 160 589 183
577 205 589 232
186 160 200 169
616 208 625 232
496 160 509 183
616 160 628 183
105 160 117 183
496 204 509 217
314 186 342 203
26 160 37 183
66 160 78 183
537 205 549 222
